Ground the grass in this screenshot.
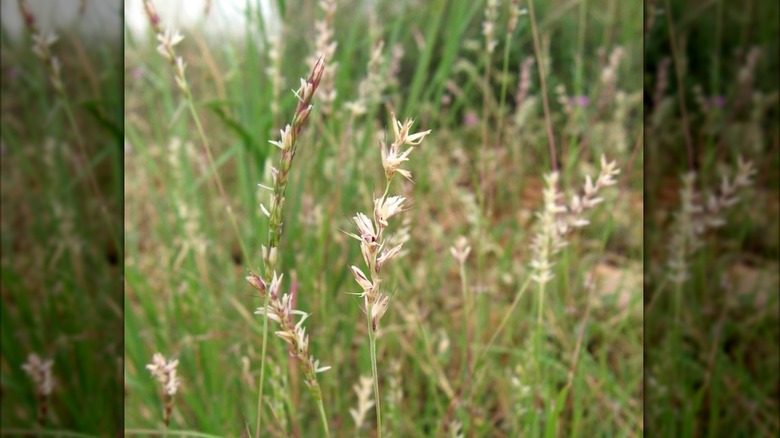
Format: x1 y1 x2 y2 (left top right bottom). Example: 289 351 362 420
122 0 642 436
644 0 779 435
1 0 775 435
0 2 124 435
0 0 646 436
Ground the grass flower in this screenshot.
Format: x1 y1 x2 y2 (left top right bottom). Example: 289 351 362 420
21 353 54 426
348 112 430 437
247 57 330 438
146 353 180 427
29 31 63 95
531 155 620 285
349 375 375 430
667 157 756 286
529 156 620 392
253 272 332 385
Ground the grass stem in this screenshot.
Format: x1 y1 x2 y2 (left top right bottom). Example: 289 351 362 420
368 306 382 438
527 0 558 172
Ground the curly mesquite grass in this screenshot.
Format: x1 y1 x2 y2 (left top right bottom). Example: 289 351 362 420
348 113 430 437
246 57 328 437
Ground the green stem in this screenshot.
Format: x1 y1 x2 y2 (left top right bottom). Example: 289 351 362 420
459 262 471 379
184 94 266 436
663 0 695 170
256 292 271 438
185 100 251 264
60 97 120 253
474 277 533 370
527 0 557 172
481 45 493 203
496 31 513 156
673 279 682 385
536 280 547 386
567 0 587 159
367 309 382 438
316 397 331 438
184 96 265 436
458 260 472 432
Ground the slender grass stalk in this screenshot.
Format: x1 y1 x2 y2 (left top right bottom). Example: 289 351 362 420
490 3 522 224
662 0 695 170
249 58 328 438
535 280 546 384
347 113 430 438
672 276 683 387
450 237 473 431
495 1 522 163
474 277 533 370
526 0 557 171
453 240 472 380
566 0 587 156
59 98 120 251
367 305 382 437
256 296 271 436
142 3 330 435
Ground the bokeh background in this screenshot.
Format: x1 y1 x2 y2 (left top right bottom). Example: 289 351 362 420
0 0 776 437
644 0 779 435
1 0 123 435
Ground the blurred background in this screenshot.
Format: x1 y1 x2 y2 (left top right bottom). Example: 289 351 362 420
1 0 123 435
1 0 775 436
644 0 779 435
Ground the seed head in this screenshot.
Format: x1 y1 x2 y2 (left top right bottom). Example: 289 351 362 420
21 354 54 396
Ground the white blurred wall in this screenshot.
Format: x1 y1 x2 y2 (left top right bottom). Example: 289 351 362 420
1 0 278 45
125 0 278 45
1 0 122 43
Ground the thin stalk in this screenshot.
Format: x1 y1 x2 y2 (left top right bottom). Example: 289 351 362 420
252 59 326 437
493 26 515 215
60 97 120 253
535 280 547 386
458 259 473 435
459 261 471 379
256 291 271 437
673 279 683 385
474 277 533 370
526 0 557 172
367 305 382 438
349 114 429 438
184 100 252 264
366 182 391 438
567 0 587 158
316 397 330 438
495 30 514 156
481 49 493 192
663 0 695 170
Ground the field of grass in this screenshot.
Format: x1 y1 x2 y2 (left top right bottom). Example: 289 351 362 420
643 0 780 436
0 2 124 435
121 0 643 436
3 0 775 437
